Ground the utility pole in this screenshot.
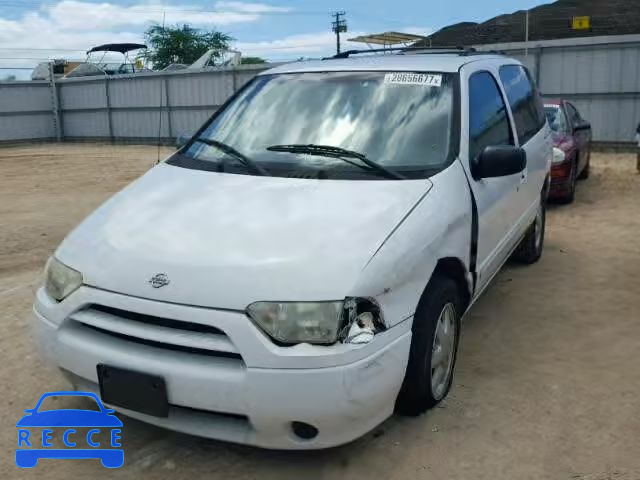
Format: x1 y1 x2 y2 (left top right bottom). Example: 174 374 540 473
331 11 347 55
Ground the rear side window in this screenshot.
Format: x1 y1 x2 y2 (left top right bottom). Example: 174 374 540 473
468 71 513 161
499 65 545 145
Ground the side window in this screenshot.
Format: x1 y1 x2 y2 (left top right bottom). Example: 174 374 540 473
499 65 545 145
468 71 514 162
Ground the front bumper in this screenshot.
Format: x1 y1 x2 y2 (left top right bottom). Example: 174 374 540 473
31 286 411 449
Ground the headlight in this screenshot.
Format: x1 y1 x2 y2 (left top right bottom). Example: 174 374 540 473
552 147 566 164
44 257 83 302
246 301 344 345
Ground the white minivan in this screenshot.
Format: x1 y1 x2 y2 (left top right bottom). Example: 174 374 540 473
32 50 551 449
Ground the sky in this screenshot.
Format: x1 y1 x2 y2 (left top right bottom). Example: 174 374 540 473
0 0 549 78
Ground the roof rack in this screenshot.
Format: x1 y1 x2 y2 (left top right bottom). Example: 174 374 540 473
329 46 476 59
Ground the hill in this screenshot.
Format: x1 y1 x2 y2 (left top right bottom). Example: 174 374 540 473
415 0 640 47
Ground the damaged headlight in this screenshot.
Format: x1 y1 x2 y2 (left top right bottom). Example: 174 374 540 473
247 301 344 345
246 297 385 346
44 256 83 302
343 297 384 344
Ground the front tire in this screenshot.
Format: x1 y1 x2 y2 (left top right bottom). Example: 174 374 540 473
395 275 462 416
513 196 546 264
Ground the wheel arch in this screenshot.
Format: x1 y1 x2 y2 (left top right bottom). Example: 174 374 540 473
428 257 472 315
396 256 467 415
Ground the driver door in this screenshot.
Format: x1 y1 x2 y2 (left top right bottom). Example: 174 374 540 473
462 68 522 295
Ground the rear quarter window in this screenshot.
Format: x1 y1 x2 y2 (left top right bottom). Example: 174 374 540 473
498 65 545 145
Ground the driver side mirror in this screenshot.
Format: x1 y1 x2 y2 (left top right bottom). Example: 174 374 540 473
471 145 526 180
176 133 192 149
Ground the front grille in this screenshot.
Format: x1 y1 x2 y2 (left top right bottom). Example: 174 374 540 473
90 305 225 335
67 304 242 361
80 323 242 359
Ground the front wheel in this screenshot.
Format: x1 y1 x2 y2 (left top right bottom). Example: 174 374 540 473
513 197 546 264
395 276 462 416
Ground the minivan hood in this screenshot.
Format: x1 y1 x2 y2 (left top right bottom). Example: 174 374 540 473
57 164 432 310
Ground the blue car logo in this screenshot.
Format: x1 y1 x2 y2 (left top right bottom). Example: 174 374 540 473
16 391 123 468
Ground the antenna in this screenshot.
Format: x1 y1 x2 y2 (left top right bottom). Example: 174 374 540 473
156 11 166 165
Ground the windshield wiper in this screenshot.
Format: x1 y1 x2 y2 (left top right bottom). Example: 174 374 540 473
266 144 406 180
192 138 270 176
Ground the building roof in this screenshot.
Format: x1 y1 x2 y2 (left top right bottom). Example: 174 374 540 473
414 0 640 47
262 52 505 75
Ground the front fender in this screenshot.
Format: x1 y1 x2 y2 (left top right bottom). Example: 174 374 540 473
349 161 473 327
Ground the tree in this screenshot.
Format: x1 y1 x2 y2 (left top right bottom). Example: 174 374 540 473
144 23 233 69
240 56 267 65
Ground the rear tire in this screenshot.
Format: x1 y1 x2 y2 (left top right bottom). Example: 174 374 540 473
513 197 545 264
395 275 462 416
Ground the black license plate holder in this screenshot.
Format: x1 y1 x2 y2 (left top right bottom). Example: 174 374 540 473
97 364 169 418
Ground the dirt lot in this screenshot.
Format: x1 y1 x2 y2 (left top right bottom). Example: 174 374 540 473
1 144 639 480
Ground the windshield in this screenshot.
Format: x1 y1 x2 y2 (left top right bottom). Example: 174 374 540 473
544 105 568 134
169 71 456 179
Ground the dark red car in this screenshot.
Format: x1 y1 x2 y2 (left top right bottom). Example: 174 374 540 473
544 100 592 203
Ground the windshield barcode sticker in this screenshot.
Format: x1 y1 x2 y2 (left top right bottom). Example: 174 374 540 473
384 73 442 87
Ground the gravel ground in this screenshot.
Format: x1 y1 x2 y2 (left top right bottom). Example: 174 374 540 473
1 144 639 480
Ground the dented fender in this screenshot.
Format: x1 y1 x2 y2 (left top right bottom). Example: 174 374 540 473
349 161 473 327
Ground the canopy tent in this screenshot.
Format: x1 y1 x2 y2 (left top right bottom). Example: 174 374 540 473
347 32 429 49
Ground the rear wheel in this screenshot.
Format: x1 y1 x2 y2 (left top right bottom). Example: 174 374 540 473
396 276 462 416
513 197 546 264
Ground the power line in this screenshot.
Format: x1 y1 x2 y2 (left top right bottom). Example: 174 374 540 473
0 42 344 70
0 47 86 52
0 43 340 57
0 56 80 60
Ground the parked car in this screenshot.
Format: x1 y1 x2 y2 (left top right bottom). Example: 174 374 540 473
544 99 592 203
30 50 551 449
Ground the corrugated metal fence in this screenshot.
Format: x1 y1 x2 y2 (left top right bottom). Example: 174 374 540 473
0 80 57 142
2 35 640 147
477 34 640 147
0 64 269 144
